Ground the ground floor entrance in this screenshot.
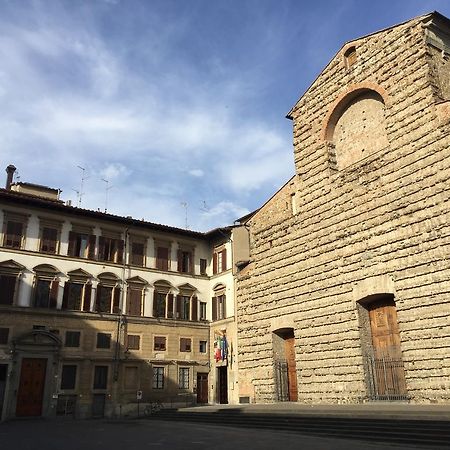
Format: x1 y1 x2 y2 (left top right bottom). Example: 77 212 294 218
217 367 228 404
196 373 208 404
16 358 47 417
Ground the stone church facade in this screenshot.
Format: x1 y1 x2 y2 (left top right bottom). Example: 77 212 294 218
236 12 450 404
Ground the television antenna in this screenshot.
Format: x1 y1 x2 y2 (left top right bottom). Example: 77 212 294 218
77 165 88 207
180 202 189 229
101 178 114 213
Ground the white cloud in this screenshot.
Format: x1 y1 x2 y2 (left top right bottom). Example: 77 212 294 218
188 169 204 178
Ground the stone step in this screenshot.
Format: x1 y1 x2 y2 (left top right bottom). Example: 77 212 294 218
145 410 450 447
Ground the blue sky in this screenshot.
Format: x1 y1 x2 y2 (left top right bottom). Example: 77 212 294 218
1 0 449 231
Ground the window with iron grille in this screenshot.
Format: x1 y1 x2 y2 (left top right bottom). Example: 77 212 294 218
179 367 189 389
61 365 77 390
0 327 9 345
96 333 111 349
127 334 140 350
180 338 191 352
154 336 166 351
93 365 108 389
199 302 207 321
153 367 164 389
65 331 80 348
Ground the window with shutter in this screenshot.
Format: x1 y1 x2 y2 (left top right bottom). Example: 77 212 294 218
131 242 145 266
93 366 108 389
200 258 207 275
0 327 9 345
178 250 192 274
96 285 113 313
180 338 191 352
154 336 166 351
34 279 58 308
127 288 142 316
65 331 81 347
4 220 24 249
96 333 111 349
126 335 140 350
40 227 58 254
153 292 166 318
0 274 16 305
213 247 227 274
156 246 169 271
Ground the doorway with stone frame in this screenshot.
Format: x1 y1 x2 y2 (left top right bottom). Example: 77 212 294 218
358 294 408 401
272 328 298 402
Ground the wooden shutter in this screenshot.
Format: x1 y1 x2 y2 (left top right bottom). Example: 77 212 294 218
117 239 124 264
177 250 182 272
113 287 121 313
83 284 92 312
191 295 198 321
176 295 182 319
50 280 59 308
156 247 169 271
128 288 142 316
95 285 102 311
212 296 217 321
213 253 218 274
97 236 105 261
222 249 227 272
62 282 70 310
153 290 159 317
67 231 76 256
0 275 15 305
167 294 174 318
88 235 97 260
222 294 226 318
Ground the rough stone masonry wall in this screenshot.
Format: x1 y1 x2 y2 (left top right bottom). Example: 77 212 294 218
237 16 450 404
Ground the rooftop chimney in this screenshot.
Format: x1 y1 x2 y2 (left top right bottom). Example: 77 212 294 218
5 165 16 190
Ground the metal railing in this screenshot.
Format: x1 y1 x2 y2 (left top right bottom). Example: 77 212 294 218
364 354 408 401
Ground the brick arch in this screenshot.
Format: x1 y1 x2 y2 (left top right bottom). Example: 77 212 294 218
322 82 389 142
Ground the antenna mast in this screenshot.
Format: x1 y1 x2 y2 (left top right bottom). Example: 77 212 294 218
77 165 87 207
180 202 189 229
101 178 113 213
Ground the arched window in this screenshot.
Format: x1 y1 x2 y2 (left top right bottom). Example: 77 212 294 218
325 89 389 170
176 283 198 321
153 280 173 319
212 283 226 321
0 260 24 306
126 276 147 316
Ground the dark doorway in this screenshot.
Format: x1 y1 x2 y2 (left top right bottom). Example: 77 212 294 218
0 364 7 419
92 394 106 418
273 328 298 402
217 367 228 404
16 358 47 417
196 373 208 404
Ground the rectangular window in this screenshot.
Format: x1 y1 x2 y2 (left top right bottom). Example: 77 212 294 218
178 295 190 321
127 334 140 350
93 365 108 389
3 220 24 249
212 294 226 321
96 333 111 349
152 367 164 389
180 338 191 352
131 242 145 266
0 327 9 345
199 302 207 321
154 292 166 318
34 279 58 309
61 365 77 390
213 248 227 274
40 227 58 254
67 231 95 259
156 246 169 271
98 236 124 263
179 367 189 389
124 366 139 390
0 274 16 305
199 340 207 353
154 336 166 351
62 283 83 311
178 250 192 274
200 258 207 275
65 331 81 348
95 285 114 313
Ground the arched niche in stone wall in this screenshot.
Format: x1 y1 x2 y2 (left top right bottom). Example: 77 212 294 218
325 88 389 170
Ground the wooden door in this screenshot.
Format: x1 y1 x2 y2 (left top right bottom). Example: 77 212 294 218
16 358 47 417
196 373 208 404
369 298 406 397
217 367 228 404
285 337 298 402
369 298 401 357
